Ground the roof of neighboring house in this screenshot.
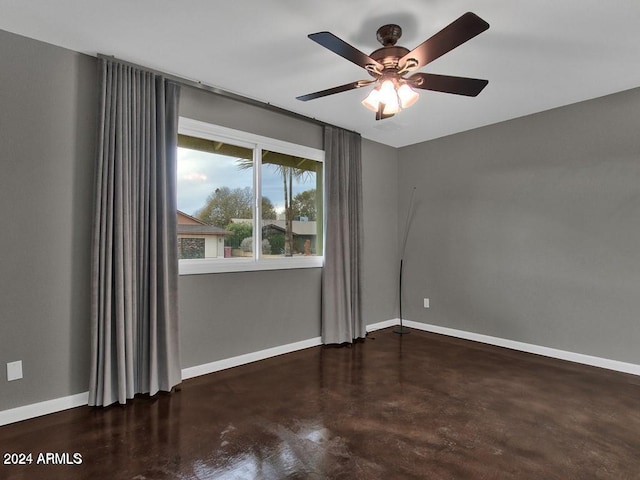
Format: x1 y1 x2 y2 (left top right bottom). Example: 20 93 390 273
177 210 207 225
177 224 232 236
177 211 231 235
231 218 317 236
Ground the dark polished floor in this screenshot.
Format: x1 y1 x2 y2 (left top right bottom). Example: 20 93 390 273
2 328 640 479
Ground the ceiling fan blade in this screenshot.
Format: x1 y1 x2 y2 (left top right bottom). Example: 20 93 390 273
400 12 489 70
409 73 488 97
296 80 372 102
309 32 384 71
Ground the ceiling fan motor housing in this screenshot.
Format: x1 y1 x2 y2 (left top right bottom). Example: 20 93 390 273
370 24 413 74
370 45 410 71
376 24 402 46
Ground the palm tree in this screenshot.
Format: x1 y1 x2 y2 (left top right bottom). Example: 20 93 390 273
236 153 314 256
278 165 296 256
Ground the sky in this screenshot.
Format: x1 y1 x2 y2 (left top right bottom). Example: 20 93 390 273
177 147 316 217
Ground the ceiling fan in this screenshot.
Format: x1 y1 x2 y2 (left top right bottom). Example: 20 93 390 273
296 12 490 120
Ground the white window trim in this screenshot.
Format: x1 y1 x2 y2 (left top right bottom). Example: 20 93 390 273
178 117 325 275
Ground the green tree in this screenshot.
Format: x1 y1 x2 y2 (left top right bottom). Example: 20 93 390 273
262 197 277 220
195 186 276 228
196 186 252 228
265 232 285 255
291 189 316 221
225 222 252 248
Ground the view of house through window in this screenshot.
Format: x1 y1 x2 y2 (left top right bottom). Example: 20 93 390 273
176 121 324 272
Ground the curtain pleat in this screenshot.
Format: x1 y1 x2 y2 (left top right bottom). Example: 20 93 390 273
321 126 364 344
89 58 181 406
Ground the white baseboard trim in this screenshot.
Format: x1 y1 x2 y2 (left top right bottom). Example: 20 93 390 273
181 336 323 380
1 337 325 426
182 319 407 380
182 321 401 380
403 319 640 376
367 319 399 332
0 391 89 427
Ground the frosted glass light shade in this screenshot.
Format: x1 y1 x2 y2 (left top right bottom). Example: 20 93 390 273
379 80 400 114
397 84 419 108
361 88 381 112
362 79 419 114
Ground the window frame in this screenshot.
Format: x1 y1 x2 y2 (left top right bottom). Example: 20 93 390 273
178 117 325 275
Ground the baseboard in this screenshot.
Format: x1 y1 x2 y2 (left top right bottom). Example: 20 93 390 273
0 391 89 427
182 320 404 380
181 336 323 380
402 319 640 376
367 319 399 332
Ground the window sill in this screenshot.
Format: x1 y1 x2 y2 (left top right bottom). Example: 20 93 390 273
179 256 323 275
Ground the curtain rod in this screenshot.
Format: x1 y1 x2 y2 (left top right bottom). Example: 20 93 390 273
97 54 360 136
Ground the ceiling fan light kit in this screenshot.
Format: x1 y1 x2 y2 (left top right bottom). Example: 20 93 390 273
297 12 490 120
361 78 419 116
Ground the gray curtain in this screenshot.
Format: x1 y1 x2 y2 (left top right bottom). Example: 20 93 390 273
321 126 364 344
89 58 181 406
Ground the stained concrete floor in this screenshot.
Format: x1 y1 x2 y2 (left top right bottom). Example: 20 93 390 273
1 328 640 479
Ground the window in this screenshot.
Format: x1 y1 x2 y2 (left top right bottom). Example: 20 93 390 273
177 118 324 274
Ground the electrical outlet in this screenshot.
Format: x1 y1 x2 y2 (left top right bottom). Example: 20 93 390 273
424 298 430 308
7 361 23 381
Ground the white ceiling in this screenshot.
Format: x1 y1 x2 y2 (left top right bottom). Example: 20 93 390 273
2 1 640 147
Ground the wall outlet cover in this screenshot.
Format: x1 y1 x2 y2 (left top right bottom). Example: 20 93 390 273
7 361 23 381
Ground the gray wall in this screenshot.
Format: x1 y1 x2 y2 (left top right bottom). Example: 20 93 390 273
399 88 640 364
361 139 399 324
179 86 323 150
0 30 97 411
179 269 322 367
0 30 398 412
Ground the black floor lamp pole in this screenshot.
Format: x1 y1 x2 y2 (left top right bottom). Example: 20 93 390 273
394 187 416 335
